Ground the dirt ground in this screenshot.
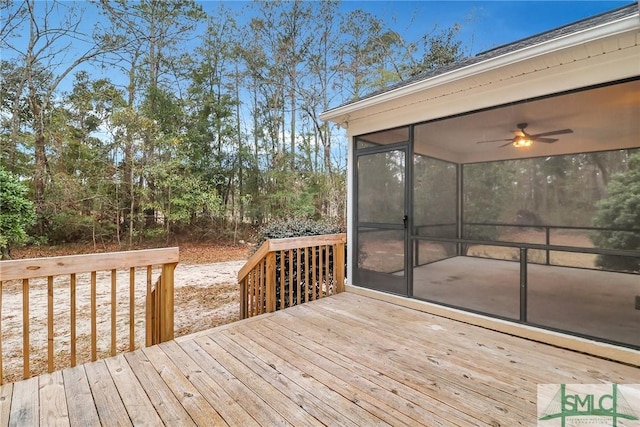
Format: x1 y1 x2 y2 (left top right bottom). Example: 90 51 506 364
2 242 251 384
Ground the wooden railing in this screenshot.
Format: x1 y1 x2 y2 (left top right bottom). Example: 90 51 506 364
0 248 178 384
238 234 346 319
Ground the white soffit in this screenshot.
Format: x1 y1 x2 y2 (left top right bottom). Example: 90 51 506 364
320 12 640 126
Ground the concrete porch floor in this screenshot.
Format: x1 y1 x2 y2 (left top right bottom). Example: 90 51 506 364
412 256 640 347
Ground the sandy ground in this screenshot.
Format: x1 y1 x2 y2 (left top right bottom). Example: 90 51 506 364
1 259 246 384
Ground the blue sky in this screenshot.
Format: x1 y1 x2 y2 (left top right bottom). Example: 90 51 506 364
334 1 632 55
3 1 632 93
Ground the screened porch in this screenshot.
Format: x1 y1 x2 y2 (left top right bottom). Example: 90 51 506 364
352 78 640 350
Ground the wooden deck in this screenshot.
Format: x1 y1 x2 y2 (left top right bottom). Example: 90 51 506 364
1 292 639 426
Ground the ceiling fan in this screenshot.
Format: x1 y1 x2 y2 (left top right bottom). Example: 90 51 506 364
476 123 573 148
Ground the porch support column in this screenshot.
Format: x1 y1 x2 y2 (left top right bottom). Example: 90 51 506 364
519 248 528 322
456 164 463 255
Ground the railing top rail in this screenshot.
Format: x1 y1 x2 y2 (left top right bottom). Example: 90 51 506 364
238 233 346 282
413 221 640 233
0 247 179 281
413 235 640 258
268 233 346 251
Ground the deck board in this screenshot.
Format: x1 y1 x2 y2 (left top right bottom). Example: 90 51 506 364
104 355 163 426
2 292 639 426
84 360 132 426
0 383 11 427
62 366 100 427
159 339 255 427
141 344 227 426
122 350 196 426
8 376 38 427
38 371 69 427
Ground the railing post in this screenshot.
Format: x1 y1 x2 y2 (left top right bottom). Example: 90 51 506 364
239 279 247 320
147 284 157 346
265 252 276 312
335 242 345 293
159 262 177 342
545 226 550 265
520 248 528 323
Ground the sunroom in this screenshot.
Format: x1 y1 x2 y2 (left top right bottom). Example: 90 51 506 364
321 4 640 355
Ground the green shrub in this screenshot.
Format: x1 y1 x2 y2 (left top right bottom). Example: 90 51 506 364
0 167 36 259
254 217 344 249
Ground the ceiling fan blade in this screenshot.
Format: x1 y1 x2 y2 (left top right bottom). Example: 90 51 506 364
498 141 513 148
532 138 558 144
476 138 512 144
530 129 573 138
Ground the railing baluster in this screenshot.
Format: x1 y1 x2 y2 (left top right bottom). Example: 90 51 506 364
258 261 263 315
247 269 251 317
312 246 317 301
129 267 135 351
47 276 54 372
91 271 97 362
146 266 152 347
288 250 294 308
304 247 309 303
279 250 285 311
111 269 116 356
254 264 258 315
262 260 266 313
0 280 3 385
325 245 330 296
296 249 301 306
22 278 29 379
70 273 76 367
254 267 258 316
318 247 324 298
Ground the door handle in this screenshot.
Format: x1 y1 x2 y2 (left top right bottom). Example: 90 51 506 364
403 215 408 229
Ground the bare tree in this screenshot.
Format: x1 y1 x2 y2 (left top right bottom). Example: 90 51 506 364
1 0 119 231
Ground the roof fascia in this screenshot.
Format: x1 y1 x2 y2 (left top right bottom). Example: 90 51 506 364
320 13 639 122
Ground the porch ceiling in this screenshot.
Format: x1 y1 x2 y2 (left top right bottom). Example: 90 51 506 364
415 79 640 164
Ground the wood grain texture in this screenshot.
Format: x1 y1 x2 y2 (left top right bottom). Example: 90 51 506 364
237 234 345 282
62 366 100 427
4 292 640 426
104 355 162 426
0 248 179 281
9 376 38 427
0 282 3 385
141 345 225 426
84 360 132 426
22 279 30 380
123 350 196 427
0 383 13 427
39 371 69 427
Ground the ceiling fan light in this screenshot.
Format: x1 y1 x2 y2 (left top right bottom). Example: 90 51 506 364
513 136 533 148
